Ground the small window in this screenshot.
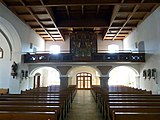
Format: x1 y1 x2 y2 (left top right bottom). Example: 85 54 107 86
108 44 119 53
49 45 60 54
0 47 3 58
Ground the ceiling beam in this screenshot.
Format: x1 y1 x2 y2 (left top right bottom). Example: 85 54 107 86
57 19 109 28
1 1 20 16
39 0 64 41
94 5 100 33
18 13 49 16
36 0 160 6
118 12 147 14
112 5 139 40
103 5 120 39
6 1 160 8
65 6 70 17
137 4 159 26
111 1 144 40
96 5 100 15
82 5 84 16
18 0 56 41
0 0 7 6
103 0 125 40
44 7 57 25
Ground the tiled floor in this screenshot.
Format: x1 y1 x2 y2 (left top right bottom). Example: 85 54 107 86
65 90 104 120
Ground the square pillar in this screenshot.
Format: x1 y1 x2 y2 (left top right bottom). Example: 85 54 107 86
60 77 69 88
100 77 109 88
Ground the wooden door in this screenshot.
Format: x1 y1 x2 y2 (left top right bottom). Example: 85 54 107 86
76 72 92 90
34 75 41 88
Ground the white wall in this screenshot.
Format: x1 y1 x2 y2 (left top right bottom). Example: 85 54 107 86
45 35 70 52
97 39 123 52
0 3 45 93
0 3 45 52
123 6 160 94
0 33 11 88
45 34 123 53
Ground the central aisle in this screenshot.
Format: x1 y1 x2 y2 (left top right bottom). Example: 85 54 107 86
65 90 104 120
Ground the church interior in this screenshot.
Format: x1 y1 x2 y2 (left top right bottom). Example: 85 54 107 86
0 0 160 120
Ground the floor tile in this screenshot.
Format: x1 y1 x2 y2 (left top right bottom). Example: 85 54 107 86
65 90 104 120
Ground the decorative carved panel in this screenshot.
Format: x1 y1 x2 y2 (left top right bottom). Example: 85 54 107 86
70 32 97 58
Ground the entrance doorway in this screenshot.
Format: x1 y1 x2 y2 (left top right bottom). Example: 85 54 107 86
76 72 92 90
33 74 41 88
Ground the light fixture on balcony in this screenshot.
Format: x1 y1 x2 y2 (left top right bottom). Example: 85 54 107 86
0 47 3 58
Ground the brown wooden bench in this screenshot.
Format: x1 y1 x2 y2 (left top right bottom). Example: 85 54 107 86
17 85 77 112
0 105 61 120
0 85 77 120
104 98 160 119
108 106 160 120
91 85 160 120
105 94 160 116
0 95 66 118
113 112 160 120
20 91 73 108
0 97 67 117
0 111 57 120
0 88 9 95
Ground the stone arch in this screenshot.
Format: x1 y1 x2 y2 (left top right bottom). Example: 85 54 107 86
29 65 60 76
67 65 101 77
0 29 12 60
29 66 61 88
67 65 101 86
0 17 21 61
0 17 21 93
108 65 140 87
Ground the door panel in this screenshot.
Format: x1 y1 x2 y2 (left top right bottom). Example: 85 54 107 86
76 72 92 90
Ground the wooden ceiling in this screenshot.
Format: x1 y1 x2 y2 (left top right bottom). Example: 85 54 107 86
1 0 160 41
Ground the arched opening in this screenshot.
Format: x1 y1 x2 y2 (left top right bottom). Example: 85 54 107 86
68 66 101 89
30 67 60 88
108 66 139 88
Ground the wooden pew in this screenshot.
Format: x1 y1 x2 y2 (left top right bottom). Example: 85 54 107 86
108 106 160 120
0 111 57 120
0 105 61 120
91 85 160 120
113 112 160 120
0 97 66 118
105 97 160 118
0 88 9 95
20 85 77 109
108 85 151 93
0 101 64 119
0 85 77 120
21 86 76 109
